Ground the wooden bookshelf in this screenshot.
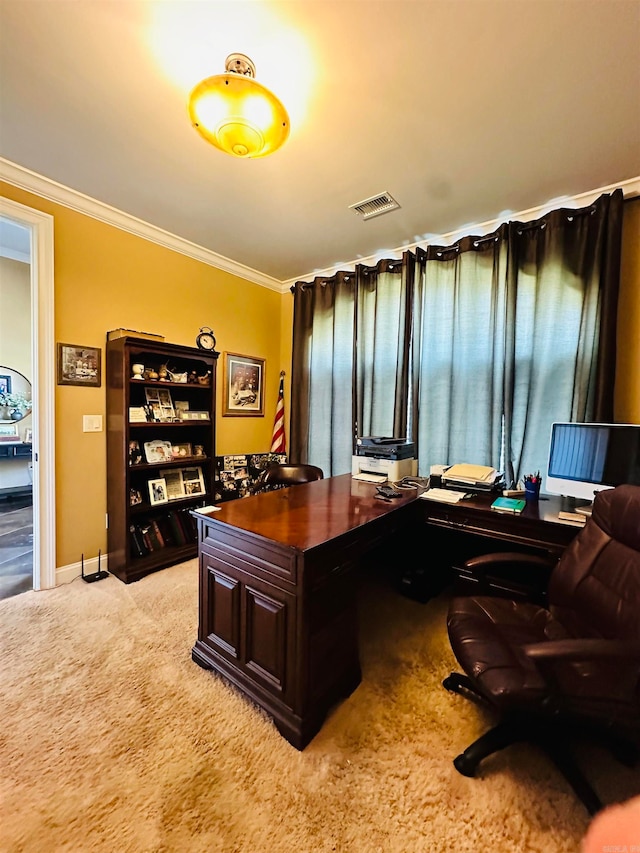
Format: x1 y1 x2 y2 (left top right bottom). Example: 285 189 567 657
106 336 219 583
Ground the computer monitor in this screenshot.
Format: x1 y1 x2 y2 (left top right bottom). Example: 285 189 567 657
545 422 640 506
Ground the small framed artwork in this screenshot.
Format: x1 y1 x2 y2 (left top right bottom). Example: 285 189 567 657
0 375 12 396
222 352 265 417
23 427 33 444
57 343 102 387
148 478 168 505
0 423 18 441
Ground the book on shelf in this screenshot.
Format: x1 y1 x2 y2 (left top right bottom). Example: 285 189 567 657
107 328 164 342
128 507 198 559
491 496 526 514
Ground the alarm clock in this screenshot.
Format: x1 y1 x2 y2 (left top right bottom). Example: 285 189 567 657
196 326 216 351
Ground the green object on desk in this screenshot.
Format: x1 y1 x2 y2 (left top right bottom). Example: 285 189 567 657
491 496 526 514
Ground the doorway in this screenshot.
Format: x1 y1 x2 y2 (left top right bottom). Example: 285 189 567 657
0 197 56 594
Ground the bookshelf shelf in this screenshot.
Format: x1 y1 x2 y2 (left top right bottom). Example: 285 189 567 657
107 336 219 583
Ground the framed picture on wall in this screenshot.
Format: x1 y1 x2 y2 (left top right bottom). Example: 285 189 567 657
222 352 265 417
56 343 102 387
0 375 12 396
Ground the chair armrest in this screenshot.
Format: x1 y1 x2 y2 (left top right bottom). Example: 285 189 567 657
523 639 640 662
463 552 556 575
523 639 640 711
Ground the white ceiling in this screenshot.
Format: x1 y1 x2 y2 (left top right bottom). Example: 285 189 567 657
1 0 639 287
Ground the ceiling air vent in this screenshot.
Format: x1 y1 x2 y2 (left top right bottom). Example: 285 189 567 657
349 192 401 221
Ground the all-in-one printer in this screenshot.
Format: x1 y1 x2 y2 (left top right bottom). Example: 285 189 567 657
352 437 418 482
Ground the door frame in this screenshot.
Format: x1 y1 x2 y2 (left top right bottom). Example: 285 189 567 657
0 196 56 589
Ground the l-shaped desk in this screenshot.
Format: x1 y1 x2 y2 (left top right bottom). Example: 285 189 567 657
191 474 580 749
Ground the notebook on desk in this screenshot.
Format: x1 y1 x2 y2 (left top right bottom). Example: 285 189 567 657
420 488 469 504
491 496 526 514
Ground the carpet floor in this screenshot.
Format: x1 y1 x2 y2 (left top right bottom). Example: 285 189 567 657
1 560 638 852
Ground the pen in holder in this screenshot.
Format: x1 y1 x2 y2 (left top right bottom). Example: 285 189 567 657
524 472 541 502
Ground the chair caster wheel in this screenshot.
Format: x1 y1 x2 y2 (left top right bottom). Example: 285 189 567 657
453 753 477 777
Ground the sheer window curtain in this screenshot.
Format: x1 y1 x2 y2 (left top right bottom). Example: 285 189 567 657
291 190 623 483
355 260 411 444
290 263 411 476
505 189 623 485
411 229 509 476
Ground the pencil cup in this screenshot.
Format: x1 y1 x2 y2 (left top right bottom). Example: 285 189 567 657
524 480 540 502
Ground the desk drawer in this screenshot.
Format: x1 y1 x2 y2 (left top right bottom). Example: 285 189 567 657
201 520 297 587
423 503 572 557
306 510 409 589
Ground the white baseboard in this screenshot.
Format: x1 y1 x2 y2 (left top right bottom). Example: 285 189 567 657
56 553 110 586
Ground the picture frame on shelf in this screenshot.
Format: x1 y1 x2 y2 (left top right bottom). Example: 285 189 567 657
23 427 33 444
222 352 265 417
148 478 168 505
163 470 186 501
178 410 210 421
56 343 101 387
143 439 173 463
144 387 176 422
171 443 192 459
129 488 143 506
0 423 18 441
129 440 143 465
182 466 205 496
129 406 148 423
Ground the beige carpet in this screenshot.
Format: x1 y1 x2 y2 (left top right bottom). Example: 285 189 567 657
1 561 638 853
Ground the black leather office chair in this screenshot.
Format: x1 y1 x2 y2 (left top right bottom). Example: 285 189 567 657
252 463 324 494
443 484 640 815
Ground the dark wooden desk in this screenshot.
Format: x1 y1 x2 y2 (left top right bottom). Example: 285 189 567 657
192 474 418 749
417 491 582 600
192 477 582 748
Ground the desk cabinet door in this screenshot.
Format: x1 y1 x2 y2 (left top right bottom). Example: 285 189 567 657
201 550 295 704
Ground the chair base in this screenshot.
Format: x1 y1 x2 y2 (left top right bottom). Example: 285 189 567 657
443 671 639 816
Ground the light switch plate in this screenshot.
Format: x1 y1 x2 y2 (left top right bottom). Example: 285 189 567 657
83 415 103 432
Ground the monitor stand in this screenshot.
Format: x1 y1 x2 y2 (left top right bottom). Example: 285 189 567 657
561 496 594 517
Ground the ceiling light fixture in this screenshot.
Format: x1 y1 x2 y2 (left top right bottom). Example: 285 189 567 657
188 53 290 159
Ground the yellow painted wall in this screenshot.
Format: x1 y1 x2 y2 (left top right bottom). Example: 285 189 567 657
1 182 286 569
1 182 638 572
616 197 640 423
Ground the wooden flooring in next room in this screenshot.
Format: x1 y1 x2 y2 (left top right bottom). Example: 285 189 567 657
0 495 33 600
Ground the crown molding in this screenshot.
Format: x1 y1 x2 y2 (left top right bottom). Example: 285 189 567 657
0 158 284 293
3 158 637 296
283 176 640 288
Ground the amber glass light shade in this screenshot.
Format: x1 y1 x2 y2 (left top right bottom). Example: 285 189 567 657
188 56 290 159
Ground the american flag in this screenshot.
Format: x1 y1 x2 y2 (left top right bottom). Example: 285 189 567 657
270 372 286 454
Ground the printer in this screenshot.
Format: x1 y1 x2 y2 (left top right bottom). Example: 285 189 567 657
356 436 416 460
352 437 417 482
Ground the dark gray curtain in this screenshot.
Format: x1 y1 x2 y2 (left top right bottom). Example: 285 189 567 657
290 261 411 475
290 271 356 473
291 190 624 483
504 189 623 485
